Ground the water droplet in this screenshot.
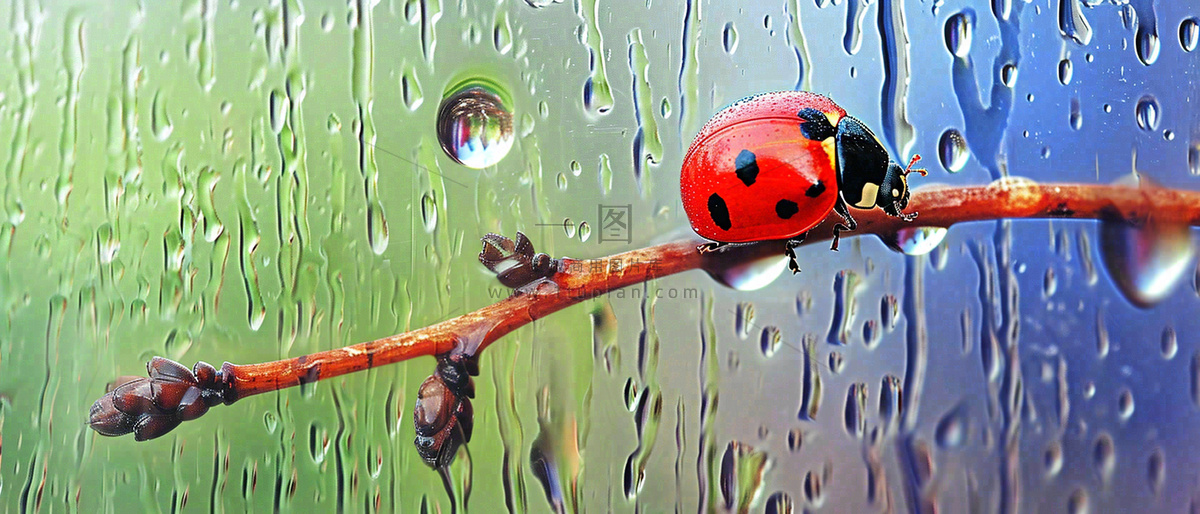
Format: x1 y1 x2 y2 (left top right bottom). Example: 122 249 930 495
1164 130 1175 141
569 160 582 176
1058 58 1073 85
578 221 591 242
436 79 515 169
562 218 576 238
1161 326 1177 359
1070 98 1084 130
1068 488 1090 514
263 412 278 433
828 351 844 374
420 192 437 232
787 429 804 452
1135 96 1160 131
765 492 793 514
705 246 789 291
623 378 640 411
882 226 948 256
556 172 568 191
938 129 969 172
1117 388 1134 421
1182 18 1200 52
802 470 825 507
660 98 671 119
97 223 119 264
1103 103 1112 113
401 68 424 111
326 113 342 133
1043 268 1057 297
760 326 782 358
1093 432 1115 483
309 422 330 464
1001 63 1018 87
1189 144 1200 175
935 404 968 449
1045 441 1064 477
493 10 513 55
151 90 174 141
1099 177 1196 308
718 441 768 512
944 11 974 59
1058 0 1093 46
843 382 867 438
1121 4 1138 30
598 153 613 193
1136 26 1160 65
1148 447 1166 495
735 302 755 340
722 22 738 54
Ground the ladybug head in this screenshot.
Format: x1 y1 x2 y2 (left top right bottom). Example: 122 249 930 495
877 161 910 216
877 155 926 217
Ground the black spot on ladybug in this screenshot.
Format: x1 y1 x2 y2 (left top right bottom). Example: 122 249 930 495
708 193 732 230
796 108 837 141
805 181 826 198
775 199 799 220
735 149 758 186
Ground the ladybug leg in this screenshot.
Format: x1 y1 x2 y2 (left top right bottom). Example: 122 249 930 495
830 200 857 251
784 233 807 274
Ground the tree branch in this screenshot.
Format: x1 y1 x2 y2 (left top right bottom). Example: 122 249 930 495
87 181 1200 441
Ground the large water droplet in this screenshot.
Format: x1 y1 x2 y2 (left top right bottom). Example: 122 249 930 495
1070 98 1084 130
882 226 948 256
944 11 974 59
1190 144 1200 175
1135 96 1160 131
1182 18 1200 52
1099 176 1196 308
578 221 591 242
1136 26 1160 65
705 245 789 291
436 79 515 169
938 129 969 172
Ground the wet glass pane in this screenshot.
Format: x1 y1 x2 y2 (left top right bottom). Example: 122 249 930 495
2 0 1198 511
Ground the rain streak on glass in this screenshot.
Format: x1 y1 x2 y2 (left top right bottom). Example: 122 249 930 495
436 79 515 169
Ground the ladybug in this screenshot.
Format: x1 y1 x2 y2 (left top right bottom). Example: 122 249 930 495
680 91 927 273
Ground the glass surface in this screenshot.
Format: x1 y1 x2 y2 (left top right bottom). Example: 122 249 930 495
1 0 1198 511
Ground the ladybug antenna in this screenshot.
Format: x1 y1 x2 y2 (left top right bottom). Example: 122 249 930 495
903 154 928 177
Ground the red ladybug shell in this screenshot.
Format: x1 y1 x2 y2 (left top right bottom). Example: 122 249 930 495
681 92 847 243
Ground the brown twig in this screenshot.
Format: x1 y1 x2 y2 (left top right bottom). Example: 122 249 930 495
87 181 1200 441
